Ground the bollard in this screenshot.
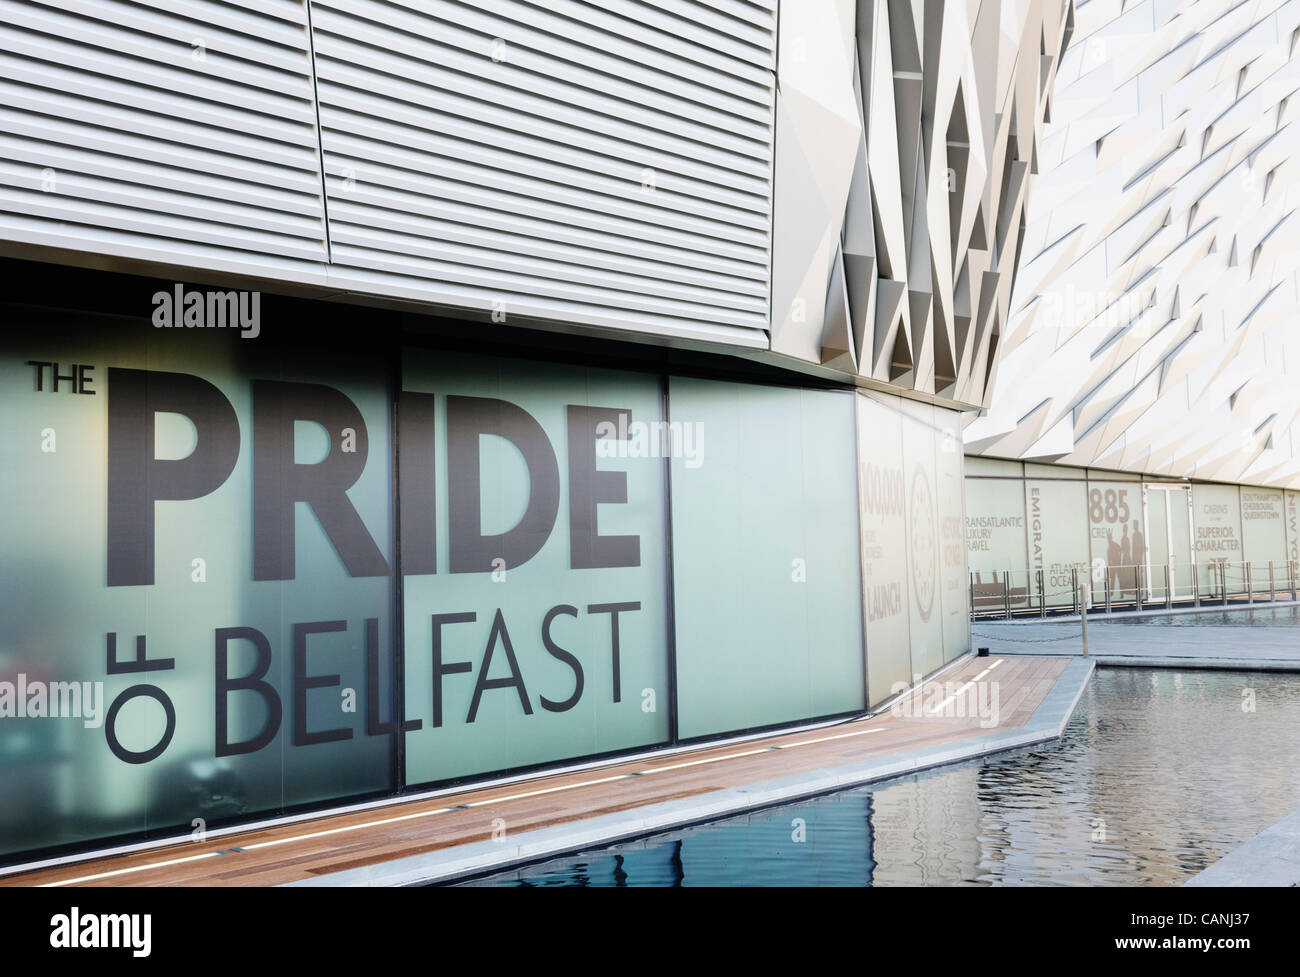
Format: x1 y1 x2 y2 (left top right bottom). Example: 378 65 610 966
1164 563 1171 610
1080 582 1090 657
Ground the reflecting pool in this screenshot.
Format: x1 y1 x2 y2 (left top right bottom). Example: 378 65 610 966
460 668 1300 886
1107 605 1300 627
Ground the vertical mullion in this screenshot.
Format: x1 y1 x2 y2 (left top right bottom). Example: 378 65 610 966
389 336 407 794
660 372 680 744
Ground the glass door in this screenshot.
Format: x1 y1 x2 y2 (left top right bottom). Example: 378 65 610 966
1144 485 1194 602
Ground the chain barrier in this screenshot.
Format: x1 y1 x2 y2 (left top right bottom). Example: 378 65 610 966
971 628 1084 643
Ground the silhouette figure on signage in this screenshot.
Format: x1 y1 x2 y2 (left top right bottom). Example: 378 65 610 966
1131 520 1145 597
1107 529 1122 599
1121 523 1133 598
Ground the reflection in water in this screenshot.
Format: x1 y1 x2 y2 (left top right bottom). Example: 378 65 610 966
461 669 1300 886
1107 606 1300 626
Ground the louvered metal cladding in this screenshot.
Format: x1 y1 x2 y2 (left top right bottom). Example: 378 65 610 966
311 0 776 345
0 0 330 282
0 0 776 347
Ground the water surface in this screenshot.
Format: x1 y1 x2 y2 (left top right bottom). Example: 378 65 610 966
460 668 1300 886
1107 606 1300 627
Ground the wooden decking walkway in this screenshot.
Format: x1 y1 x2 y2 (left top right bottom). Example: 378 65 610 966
1 655 1067 887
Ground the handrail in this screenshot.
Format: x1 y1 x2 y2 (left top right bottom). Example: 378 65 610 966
969 560 1300 619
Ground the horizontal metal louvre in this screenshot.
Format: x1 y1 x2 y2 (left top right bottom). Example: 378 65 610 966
0 0 777 346
313 0 776 343
0 0 327 279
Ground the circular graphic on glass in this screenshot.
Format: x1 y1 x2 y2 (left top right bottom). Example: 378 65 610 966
910 468 937 622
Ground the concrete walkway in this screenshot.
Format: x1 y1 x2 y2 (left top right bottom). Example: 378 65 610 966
1186 808 1300 886
973 613 1300 670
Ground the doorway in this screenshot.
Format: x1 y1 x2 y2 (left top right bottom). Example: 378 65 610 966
1143 484 1195 602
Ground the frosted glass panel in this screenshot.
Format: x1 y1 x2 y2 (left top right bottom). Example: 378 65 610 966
857 393 912 705
965 478 1028 612
1026 479 1089 608
899 399 945 677
1240 487 1285 569
0 312 395 859
670 378 864 738
1288 492 1300 575
1146 490 1169 599
1193 483 1243 594
400 350 670 783
935 409 969 663
1087 480 1141 603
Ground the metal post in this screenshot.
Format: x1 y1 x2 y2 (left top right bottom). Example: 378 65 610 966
1038 569 1046 618
970 571 976 617
1004 569 1012 620
1105 567 1112 614
1080 582 1090 657
1164 563 1171 610
1194 563 1200 607
1246 562 1253 604
1270 560 1275 603
1072 567 1079 616
1220 561 1227 606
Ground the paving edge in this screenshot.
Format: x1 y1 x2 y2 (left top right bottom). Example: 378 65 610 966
1185 808 1300 887
284 659 1096 887
980 652 1300 671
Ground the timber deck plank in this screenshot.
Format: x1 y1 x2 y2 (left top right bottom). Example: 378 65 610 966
0 656 1066 887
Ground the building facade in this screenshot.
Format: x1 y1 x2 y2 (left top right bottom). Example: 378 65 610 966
967 456 1300 615
962 0 1300 614
0 0 1067 864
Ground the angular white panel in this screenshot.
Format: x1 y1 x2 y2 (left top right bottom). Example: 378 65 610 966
769 0 1070 406
969 0 1300 490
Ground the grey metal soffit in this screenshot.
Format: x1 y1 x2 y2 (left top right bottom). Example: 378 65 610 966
0 0 776 348
769 0 1072 408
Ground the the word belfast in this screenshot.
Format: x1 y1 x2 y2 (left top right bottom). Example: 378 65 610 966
97 369 649 764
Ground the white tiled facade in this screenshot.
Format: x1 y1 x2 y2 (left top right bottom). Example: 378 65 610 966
967 0 1300 489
